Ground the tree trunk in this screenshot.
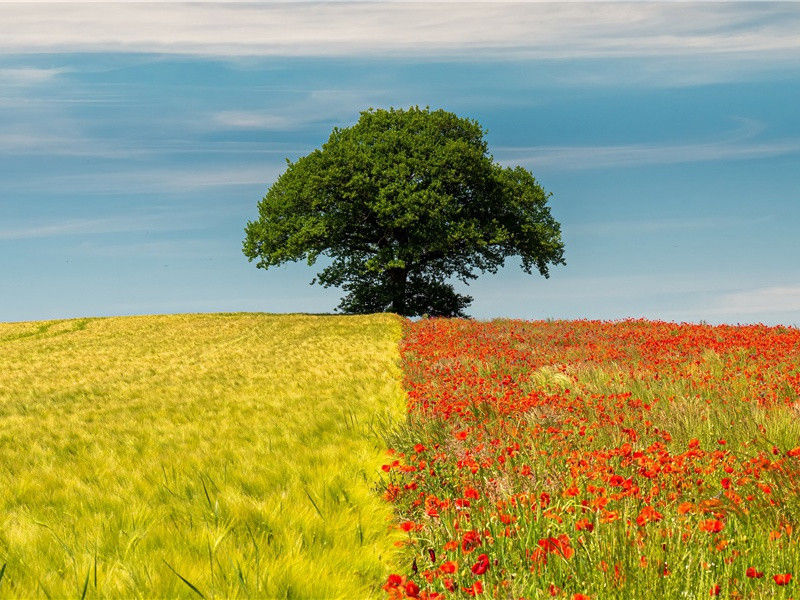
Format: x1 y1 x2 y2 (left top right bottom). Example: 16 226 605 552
388 267 408 315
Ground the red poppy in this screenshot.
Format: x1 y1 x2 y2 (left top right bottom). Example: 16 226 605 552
773 573 792 586
746 567 764 579
462 581 483 596
699 519 724 533
471 554 490 575
404 581 420 598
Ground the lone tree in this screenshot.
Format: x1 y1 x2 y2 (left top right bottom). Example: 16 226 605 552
243 107 565 317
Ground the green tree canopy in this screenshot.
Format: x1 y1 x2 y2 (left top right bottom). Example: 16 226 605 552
243 107 565 317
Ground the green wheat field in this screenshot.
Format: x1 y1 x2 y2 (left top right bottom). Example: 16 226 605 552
0 313 404 599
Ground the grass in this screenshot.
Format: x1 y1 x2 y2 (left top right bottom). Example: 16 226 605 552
0 313 405 599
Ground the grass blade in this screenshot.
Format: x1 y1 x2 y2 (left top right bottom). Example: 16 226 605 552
303 488 325 520
162 560 206 599
80 568 90 600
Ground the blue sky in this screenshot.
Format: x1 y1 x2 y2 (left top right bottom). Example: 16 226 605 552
1 2 798 325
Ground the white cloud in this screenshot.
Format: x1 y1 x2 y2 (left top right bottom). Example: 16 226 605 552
715 286 800 316
0 164 285 195
567 215 774 236
0 67 65 85
1 3 799 59
496 119 800 170
59 164 282 192
213 112 298 130
0 214 203 240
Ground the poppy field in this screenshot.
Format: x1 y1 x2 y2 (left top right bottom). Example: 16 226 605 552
383 319 800 600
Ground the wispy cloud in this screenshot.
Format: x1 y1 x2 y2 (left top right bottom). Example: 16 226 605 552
1 3 799 60
0 164 286 196
0 67 66 85
496 119 800 170
50 164 284 193
567 215 773 237
213 111 298 130
210 89 398 131
714 286 800 316
0 213 206 241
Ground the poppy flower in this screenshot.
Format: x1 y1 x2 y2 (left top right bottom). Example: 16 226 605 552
575 518 594 532
462 581 483 596
746 567 764 579
471 554 490 575
773 573 792 586
636 505 663 526
699 519 724 533
439 560 457 574
404 581 420 598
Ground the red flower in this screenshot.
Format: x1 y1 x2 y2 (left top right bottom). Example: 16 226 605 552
471 554 490 575
461 530 481 553
464 486 480 500
575 518 594 532
746 567 764 579
572 594 591 600
699 519 724 533
773 573 792 586
405 581 420 598
439 560 457 574
709 584 721 596
636 505 663 526
537 535 574 560
462 581 483 596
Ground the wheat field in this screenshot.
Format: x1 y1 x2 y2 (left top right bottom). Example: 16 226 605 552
0 313 405 599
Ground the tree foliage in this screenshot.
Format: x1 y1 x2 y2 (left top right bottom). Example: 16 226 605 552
243 107 565 317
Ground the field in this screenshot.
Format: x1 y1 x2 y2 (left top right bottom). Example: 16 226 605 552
0 313 405 598
383 319 800 599
2 314 799 600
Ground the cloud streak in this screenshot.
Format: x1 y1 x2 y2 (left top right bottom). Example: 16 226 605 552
0 213 208 241
496 119 800 170
1 3 799 59
0 67 66 85
714 286 800 316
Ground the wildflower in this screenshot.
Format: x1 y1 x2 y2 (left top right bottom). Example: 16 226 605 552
773 573 792 586
710 584 721 596
384 574 403 589
537 534 575 560
461 530 481 553
575 518 594 532
439 560 457 574
746 567 764 579
471 554 490 575
636 505 663 526
462 581 483 596
699 519 724 533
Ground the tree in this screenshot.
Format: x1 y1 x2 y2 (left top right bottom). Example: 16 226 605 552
242 106 565 317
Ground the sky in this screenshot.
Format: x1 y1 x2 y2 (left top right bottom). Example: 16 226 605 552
1 2 799 326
